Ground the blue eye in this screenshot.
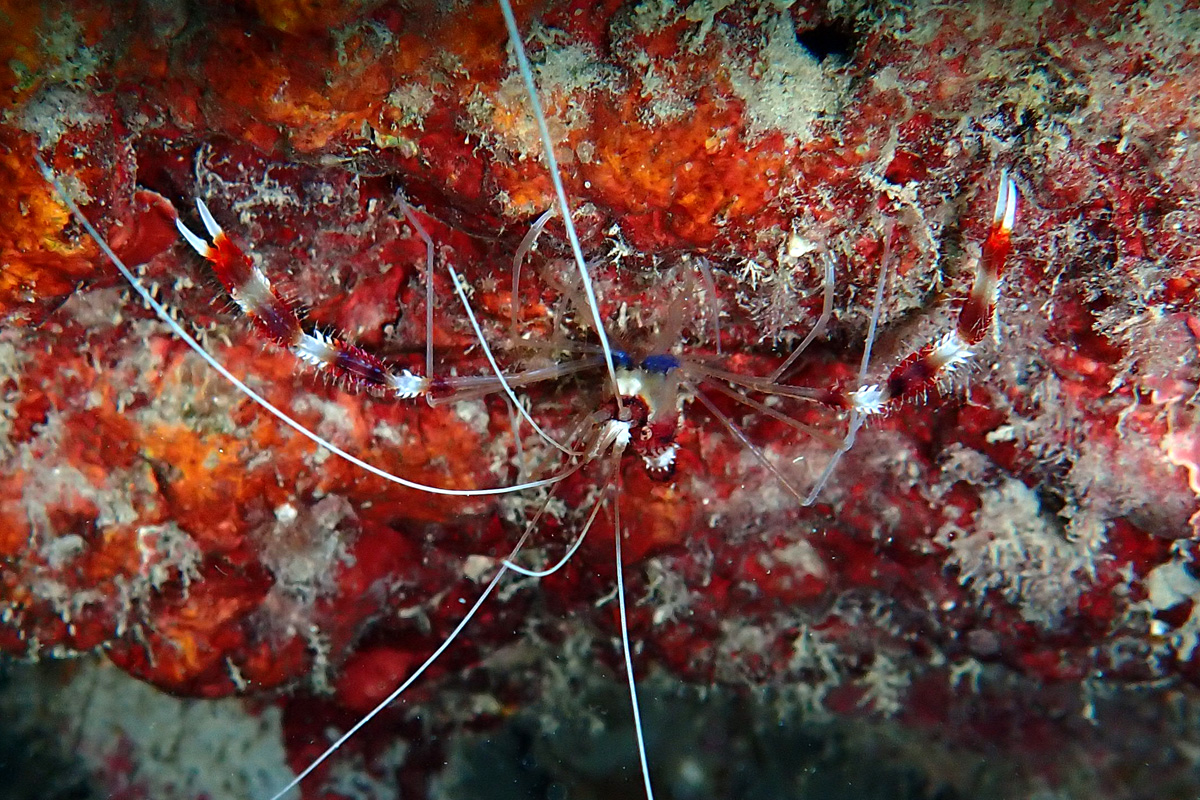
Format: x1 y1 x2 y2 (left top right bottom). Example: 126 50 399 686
611 350 635 370
640 353 681 374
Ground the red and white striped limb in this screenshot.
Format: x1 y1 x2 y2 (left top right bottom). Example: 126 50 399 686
175 201 429 399
830 172 1018 417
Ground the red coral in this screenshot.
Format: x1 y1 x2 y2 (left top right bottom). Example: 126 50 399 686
4 1 1200 797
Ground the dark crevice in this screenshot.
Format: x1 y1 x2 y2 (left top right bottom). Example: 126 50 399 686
798 21 858 63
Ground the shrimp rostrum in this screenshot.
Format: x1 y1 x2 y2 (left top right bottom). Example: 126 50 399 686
27 2 1021 797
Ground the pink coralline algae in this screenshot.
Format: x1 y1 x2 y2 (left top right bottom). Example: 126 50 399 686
3 1 1200 798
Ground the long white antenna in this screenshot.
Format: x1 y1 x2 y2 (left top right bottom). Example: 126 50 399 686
267 555 520 800
613 495 656 800
497 0 624 413
502 460 613 577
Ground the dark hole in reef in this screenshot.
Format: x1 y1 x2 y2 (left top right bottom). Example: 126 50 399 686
798 21 857 62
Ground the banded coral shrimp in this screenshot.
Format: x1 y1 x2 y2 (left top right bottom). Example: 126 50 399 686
6 2 1047 799
31 113 1019 800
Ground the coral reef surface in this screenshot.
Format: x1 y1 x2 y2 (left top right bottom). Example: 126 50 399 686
2 0 1200 798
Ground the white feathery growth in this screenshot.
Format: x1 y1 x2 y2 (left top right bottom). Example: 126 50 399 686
291 329 338 371
849 384 886 415
931 330 973 373
644 443 679 473
387 370 428 400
